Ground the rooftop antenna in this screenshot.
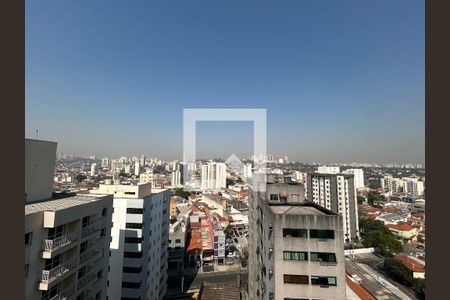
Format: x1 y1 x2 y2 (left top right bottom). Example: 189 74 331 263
35 129 39 139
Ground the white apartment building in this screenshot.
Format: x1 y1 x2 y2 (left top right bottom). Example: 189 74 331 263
25 138 113 300
25 195 113 300
102 157 109 168
342 168 364 189
317 166 340 174
200 162 227 190
403 177 425 196
243 163 252 179
134 161 141 176
90 163 97 176
139 171 154 184
380 175 404 194
306 172 359 243
171 169 181 187
248 179 346 300
90 183 170 300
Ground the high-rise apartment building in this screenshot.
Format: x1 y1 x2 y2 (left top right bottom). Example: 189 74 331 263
243 163 252 179
200 162 226 190
306 172 359 243
171 169 181 187
342 168 364 189
248 175 346 300
25 139 113 300
101 157 109 168
90 183 171 300
90 163 97 176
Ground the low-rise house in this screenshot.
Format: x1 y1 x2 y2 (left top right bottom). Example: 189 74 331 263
386 223 418 240
395 255 425 279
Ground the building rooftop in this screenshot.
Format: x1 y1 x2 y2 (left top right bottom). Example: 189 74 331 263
25 194 107 216
268 202 336 216
395 255 425 273
200 282 240 300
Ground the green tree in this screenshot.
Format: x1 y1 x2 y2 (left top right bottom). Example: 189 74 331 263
153 165 166 174
360 219 403 256
173 188 190 199
224 225 234 237
384 258 413 286
75 174 86 183
367 191 385 205
412 278 425 300
357 196 366 204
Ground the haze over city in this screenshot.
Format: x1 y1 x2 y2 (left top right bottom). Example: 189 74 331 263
26 0 424 163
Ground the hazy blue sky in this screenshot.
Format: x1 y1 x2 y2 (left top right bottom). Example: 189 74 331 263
26 0 424 163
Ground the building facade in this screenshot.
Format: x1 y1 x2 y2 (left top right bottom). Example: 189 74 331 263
306 172 360 243
248 179 346 300
90 183 170 300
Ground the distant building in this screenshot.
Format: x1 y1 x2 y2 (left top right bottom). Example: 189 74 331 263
248 177 346 300
317 166 340 174
244 163 252 179
343 169 364 189
90 183 170 300
171 169 181 187
306 172 360 243
134 161 140 176
201 162 226 190
90 163 97 176
101 157 109 168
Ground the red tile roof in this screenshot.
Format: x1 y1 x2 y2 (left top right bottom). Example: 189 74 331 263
395 255 425 273
345 272 376 300
386 223 416 232
187 232 203 252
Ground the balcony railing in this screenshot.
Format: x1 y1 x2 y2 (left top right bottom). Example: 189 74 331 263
41 258 76 283
48 284 75 300
80 248 101 263
81 221 101 237
43 232 79 252
77 269 98 289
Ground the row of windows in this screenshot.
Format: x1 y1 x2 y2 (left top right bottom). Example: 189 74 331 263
283 229 334 239
125 237 143 244
283 251 337 263
283 275 337 286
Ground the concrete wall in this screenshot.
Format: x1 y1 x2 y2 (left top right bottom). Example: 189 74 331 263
25 139 57 203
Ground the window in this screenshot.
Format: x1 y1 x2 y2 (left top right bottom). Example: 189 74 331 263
122 281 141 289
44 254 61 270
175 239 181 243
82 217 90 228
125 237 143 244
126 223 143 229
101 228 106 237
124 251 143 258
311 276 337 286
123 266 143 273
283 251 308 261
127 208 144 214
80 241 88 254
25 232 33 246
309 229 334 239
269 194 279 201
310 252 337 264
25 264 29 277
124 191 136 195
283 229 307 238
102 208 107 216
283 275 309 284
41 284 58 300
48 225 63 239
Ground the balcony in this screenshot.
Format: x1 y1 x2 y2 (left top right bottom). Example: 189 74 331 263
81 222 101 238
43 232 78 253
80 248 102 264
77 269 98 289
48 284 75 300
40 258 77 287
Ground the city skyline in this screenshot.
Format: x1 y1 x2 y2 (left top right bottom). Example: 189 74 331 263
26 0 424 164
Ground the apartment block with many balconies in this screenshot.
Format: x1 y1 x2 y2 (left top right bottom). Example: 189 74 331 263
25 194 113 300
90 182 170 300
